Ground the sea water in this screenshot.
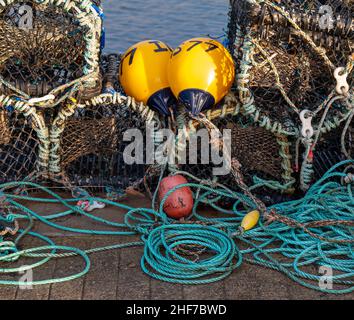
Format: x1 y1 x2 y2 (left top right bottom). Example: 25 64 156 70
103 0 229 53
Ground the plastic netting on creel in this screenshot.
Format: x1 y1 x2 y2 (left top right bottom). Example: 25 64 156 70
314 123 354 179
56 101 156 195
228 0 353 123
48 54 163 195
0 108 39 183
0 0 103 185
227 0 353 190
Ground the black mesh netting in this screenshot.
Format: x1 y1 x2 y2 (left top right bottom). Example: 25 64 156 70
0 53 161 194
60 104 149 193
0 108 39 182
314 124 354 179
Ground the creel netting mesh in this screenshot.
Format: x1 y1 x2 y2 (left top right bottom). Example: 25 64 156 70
0 0 104 189
59 103 150 193
0 108 39 183
0 54 161 194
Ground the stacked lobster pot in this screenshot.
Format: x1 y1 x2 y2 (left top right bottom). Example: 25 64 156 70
0 0 102 185
57 54 162 196
222 0 353 194
173 94 295 205
0 1 160 195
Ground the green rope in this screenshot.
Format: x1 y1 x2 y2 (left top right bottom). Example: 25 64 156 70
141 224 242 284
0 161 353 293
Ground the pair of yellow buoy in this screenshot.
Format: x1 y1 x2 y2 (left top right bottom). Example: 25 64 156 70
119 38 235 115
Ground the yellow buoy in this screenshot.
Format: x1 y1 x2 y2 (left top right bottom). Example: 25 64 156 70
241 210 260 231
119 40 176 115
168 37 235 115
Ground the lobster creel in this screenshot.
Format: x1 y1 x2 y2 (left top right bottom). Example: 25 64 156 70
49 54 164 195
174 100 295 204
228 0 353 126
0 0 103 101
227 0 353 190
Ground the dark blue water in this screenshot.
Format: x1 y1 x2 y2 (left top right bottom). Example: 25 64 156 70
102 0 229 53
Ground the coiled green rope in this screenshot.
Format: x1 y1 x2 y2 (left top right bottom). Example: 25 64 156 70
141 224 242 284
0 161 353 293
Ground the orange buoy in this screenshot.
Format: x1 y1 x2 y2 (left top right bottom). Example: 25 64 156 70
158 175 194 219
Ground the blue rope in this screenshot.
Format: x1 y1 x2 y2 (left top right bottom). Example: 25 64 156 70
141 224 242 284
0 161 352 293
